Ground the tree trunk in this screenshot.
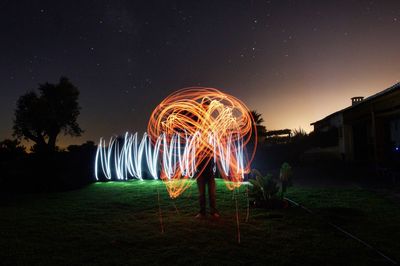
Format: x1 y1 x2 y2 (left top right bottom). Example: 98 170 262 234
47 132 58 152
30 132 47 153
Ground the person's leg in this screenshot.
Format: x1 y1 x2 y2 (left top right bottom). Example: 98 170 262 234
208 176 218 215
197 176 206 215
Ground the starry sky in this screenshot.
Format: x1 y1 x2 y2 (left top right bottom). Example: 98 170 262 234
1 0 400 147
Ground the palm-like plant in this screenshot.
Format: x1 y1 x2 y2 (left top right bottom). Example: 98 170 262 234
250 110 264 125
248 169 279 202
250 110 267 139
291 127 307 139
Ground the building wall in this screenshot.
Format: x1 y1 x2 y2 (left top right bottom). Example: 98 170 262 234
312 85 400 163
343 125 353 160
343 89 400 163
391 118 400 147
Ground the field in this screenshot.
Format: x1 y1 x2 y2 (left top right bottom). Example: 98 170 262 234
1 179 399 265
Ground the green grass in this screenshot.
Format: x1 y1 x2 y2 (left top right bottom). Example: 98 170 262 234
286 187 400 264
1 179 399 265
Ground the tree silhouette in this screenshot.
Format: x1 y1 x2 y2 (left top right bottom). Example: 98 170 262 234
13 77 83 152
291 127 307 140
250 110 267 140
0 139 26 161
250 110 264 126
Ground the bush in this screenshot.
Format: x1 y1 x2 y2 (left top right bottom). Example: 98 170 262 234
0 141 97 194
248 169 279 203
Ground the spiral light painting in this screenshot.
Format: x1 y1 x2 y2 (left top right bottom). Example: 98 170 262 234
95 87 257 198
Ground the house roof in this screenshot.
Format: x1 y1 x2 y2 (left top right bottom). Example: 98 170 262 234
311 82 400 126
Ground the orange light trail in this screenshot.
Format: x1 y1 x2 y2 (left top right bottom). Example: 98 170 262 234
147 87 257 198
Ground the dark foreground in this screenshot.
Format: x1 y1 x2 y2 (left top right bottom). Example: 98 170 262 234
1 179 399 265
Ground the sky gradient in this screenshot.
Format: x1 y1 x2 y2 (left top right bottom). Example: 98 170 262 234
1 0 400 147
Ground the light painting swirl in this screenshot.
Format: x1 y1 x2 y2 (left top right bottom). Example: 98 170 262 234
95 87 257 198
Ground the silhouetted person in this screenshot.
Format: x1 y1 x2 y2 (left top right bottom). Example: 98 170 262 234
192 98 219 218
196 157 220 219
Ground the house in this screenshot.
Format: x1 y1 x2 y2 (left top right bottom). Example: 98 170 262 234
311 83 400 163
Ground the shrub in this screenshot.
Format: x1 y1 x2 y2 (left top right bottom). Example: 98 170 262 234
248 169 279 203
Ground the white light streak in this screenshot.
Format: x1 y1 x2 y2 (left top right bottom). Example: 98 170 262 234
94 131 246 182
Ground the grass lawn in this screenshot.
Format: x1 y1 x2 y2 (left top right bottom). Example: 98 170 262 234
1 179 399 265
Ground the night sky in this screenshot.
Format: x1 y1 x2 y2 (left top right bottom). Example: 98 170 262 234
1 0 400 147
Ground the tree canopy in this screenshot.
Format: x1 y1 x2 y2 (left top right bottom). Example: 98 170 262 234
250 110 267 138
250 110 264 126
13 77 83 152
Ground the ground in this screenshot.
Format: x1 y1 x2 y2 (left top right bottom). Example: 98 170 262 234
1 179 399 265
